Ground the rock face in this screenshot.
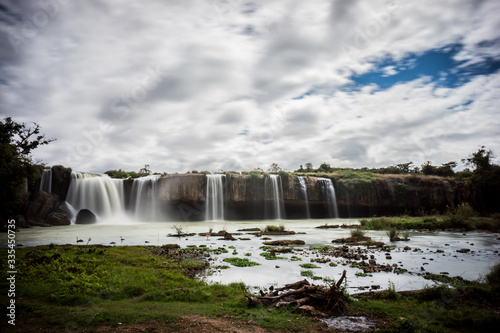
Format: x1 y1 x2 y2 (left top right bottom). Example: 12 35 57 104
45 171 474 222
46 212 71 226
50 165 72 201
25 191 59 226
75 209 97 224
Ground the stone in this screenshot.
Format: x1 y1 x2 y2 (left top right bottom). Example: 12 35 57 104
75 209 97 224
456 248 471 253
263 240 305 246
46 212 70 226
25 191 59 224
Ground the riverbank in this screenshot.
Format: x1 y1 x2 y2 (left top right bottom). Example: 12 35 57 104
1 245 499 332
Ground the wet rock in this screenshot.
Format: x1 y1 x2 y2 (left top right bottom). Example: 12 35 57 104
46 212 70 226
263 240 305 246
75 209 97 224
321 316 377 332
457 248 471 253
163 244 181 249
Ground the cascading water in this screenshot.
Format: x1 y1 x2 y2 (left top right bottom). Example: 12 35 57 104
265 174 285 220
39 169 52 193
298 176 310 219
206 174 225 221
66 172 125 221
318 178 339 218
131 175 161 221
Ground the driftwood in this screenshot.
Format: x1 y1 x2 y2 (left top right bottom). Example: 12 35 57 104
246 270 347 316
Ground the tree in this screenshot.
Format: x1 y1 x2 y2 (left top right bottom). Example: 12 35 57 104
0 117 55 218
462 146 495 171
318 162 331 172
139 164 151 175
268 163 281 172
305 162 313 172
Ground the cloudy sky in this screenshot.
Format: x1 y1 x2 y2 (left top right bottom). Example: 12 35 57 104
1 0 499 173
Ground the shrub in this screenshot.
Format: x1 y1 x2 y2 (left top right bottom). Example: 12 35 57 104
350 228 366 238
263 224 286 232
386 228 400 241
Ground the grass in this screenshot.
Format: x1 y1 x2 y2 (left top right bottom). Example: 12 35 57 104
0 245 322 332
359 212 500 232
262 224 286 232
350 228 366 237
222 257 260 267
299 263 321 269
259 252 285 260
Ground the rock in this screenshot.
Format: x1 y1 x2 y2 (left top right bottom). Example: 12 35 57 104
46 212 70 226
403 246 411 251
25 191 59 225
263 240 305 246
75 209 97 224
50 165 72 201
456 248 471 253
163 244 181 249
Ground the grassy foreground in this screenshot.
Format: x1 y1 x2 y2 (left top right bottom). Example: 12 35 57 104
1 245 499 332
0 245 321 332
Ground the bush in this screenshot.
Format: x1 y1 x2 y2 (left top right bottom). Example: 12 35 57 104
263 224 285 232
486 264 500 286
350 228 366 238
386 228 400 241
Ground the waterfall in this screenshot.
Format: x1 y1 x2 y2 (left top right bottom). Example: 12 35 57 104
131 175 161 221
66 172 125 221
39 169 52 193
206 174 225 221
298 177 310 219
318 178 339 218
265 174 285 220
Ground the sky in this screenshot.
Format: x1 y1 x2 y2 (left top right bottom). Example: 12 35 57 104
1 0 499 174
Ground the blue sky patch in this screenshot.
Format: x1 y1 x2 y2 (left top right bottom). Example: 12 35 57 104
349 44 500 91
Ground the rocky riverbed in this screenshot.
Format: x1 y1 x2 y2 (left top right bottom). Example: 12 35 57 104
3 219 499 292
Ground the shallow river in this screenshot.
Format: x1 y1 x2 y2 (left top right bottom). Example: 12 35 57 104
3 219 499 293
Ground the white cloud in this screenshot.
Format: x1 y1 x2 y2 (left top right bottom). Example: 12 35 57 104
0 0 499 173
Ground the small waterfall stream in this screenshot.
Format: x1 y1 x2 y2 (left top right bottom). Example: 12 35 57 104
298 176 310 219
318 178 339 218
265 174 285 220
131 175 161 221
39 169 52 193
206 174 225 221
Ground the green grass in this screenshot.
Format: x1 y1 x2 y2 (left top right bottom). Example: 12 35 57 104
300 270 314 278
0 245 326 332
259 252 285 260
299 263 321 269
359 210 499 232
222 257 260 267
262 224 286 232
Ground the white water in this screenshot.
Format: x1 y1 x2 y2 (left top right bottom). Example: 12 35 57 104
66 172 125 221
265 174 285 220
131 175 161 221
206 174 225 221
39 169 52 193
318 178 339 218
298 176 310 219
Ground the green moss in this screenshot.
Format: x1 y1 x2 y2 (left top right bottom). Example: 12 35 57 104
299 263 321 269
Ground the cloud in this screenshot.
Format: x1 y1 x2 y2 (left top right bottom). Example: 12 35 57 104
0 0 499 173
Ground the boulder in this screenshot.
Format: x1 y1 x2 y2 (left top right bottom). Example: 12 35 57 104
46 212 71 226
75 209 97 224
26 191 59 225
